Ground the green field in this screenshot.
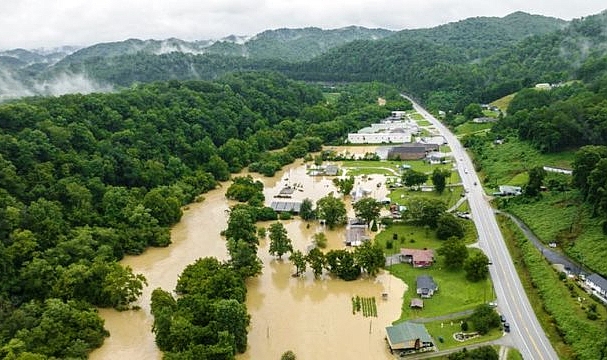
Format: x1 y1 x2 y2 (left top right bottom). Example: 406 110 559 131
454 122 493 136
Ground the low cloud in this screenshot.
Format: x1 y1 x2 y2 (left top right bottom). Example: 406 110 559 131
0 70 114 102
33 72 114 96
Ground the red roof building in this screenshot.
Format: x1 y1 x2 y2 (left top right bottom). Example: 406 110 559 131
399 248 434 268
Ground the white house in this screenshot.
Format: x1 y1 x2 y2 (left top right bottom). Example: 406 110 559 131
585 273 607 304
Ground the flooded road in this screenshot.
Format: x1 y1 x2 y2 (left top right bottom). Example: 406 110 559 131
91 154 407 360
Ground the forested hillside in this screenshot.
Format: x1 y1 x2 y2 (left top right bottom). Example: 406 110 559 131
289 10 607 111
0 11 577 102
0 72 405 358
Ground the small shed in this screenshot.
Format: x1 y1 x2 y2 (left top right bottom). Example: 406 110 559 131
276 186 296 198
324 164 339 176
410 298 424 309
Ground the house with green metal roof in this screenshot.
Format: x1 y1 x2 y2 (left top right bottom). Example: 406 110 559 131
385 321 434 353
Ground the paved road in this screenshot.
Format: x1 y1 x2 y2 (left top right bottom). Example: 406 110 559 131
404 95 559 360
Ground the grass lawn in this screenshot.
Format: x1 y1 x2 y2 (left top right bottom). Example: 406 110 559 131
375 223 491 321
345 167 397 177
423 319 503 351
408 112 426 121
389 187 464 209
454 122 493 136
388 261 490 321
440 145 451 153
507 349 523 360
341 159 455 176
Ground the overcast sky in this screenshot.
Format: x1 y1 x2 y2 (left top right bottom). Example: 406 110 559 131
1 0 606 50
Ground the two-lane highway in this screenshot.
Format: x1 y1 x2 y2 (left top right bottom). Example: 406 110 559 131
404 95 559 360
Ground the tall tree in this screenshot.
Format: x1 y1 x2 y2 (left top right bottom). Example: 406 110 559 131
316 193 347 230
436 213 465 240
325 249 361 281
353 197 382 225
431 168 451 194
289 250 307 277
437 237 469 269
333 176 355 197
353 240 385 277
227 239 262 279
403 170 428 188
299 198 315 221
464 252 490 282
268 222 293 259
213 299 250 354
525 166 546 197
224 207 258 245
306 247 326 279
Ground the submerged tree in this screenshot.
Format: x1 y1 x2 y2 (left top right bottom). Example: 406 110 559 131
306 247 326 279
268 222 293 259
316 193 347 230
289 250 307 277
353 197 381 225
333 175 355 197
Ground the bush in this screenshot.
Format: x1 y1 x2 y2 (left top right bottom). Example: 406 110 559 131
279 212 292 220
461 321 469 331
281 350 296 360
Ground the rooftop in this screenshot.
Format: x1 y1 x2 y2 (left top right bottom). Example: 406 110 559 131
385 321 433 349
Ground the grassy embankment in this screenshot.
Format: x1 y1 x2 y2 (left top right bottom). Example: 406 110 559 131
460 120 607 359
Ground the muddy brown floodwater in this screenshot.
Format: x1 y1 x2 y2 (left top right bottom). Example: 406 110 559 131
90 152 407 360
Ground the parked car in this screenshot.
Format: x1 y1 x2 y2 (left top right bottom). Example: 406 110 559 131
500 315 506 322
503 322 510 332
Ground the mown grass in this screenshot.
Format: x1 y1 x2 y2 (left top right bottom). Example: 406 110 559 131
454 122 493 136
376 223 489 321
388 258 488 321
498 215 607 360
389 186 464 210
408 112 426 121
506 348 523 360
345 167 397 177
424 319 503 351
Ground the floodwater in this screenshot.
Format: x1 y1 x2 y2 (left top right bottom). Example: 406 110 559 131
90 152 407 360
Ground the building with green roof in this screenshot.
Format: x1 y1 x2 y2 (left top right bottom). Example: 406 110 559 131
385 321 434 353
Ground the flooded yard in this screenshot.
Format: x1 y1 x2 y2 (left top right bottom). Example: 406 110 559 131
90 149 407 360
